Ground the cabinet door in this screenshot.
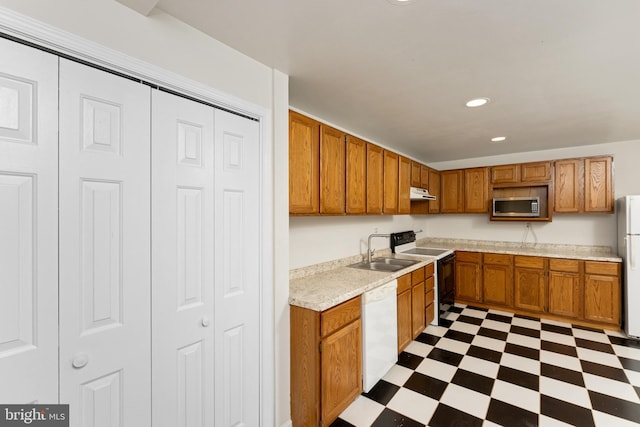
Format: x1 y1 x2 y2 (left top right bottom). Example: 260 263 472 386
455 258 482 302
548 271 582 319
320 124 346 214
398 156 412 214
411 161 421 187
289 111 320 214
321 319 362 425
420 165 430 189
514 268 546 312
483 264 513 307
412 282 426 338
428 169 441 213
584 156 613 213
346 135 366 214
440 170 464 213
584 274 620 325
554 159 583 213
491 164 519 184
464 167 489 213
521 161 552 182
397 290 412 353
383 150 399 214
367 143 384 214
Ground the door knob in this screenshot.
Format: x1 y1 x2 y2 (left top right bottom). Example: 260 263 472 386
201 316 210 327
72 353 89 369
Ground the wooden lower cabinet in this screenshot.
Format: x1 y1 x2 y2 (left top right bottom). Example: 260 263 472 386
290 296 362 427
425 264 436 326
514 256 547 312
483 254 513 307
548 259 582 319
455 251 621 328
455 252 483 303
397 273 413 353
584 261 621 325
412 281 426 337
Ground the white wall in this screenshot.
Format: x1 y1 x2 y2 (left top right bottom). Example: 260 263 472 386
290 140 640 269
0 0 273 109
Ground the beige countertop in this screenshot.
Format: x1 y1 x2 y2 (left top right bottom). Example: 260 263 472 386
415 237 622 263
289 254 434 312
289 238 622 313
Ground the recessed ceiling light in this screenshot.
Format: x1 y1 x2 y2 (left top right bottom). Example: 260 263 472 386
466 98 490 107
386 0 414 5
491 136 507 143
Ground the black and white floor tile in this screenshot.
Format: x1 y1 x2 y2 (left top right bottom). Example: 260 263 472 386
331 304 640 427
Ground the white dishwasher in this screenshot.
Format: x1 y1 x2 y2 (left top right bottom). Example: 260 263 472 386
361 279 398 393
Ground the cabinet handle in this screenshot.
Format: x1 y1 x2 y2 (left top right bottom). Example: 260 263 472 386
71 353 89 369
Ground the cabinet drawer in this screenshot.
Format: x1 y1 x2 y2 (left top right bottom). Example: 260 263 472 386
425 288 434 305
397 273 412 294
514 256 546 269
484 253 513 266
549 258 581 273
425 262 435 277
585 261 620 276
412 267 425 285
425 275 435 291
321 296 361 337
456 251 482 263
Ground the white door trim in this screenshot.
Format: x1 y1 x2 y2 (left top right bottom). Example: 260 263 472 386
0 7 275 426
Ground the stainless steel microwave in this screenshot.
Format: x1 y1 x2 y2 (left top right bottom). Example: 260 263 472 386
492 196 540 217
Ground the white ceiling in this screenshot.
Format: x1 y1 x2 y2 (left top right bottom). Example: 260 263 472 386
142 0 640 162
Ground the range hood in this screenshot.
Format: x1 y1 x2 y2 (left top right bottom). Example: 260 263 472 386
410 186 436 201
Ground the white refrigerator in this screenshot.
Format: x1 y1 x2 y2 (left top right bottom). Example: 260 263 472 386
618 195 640 337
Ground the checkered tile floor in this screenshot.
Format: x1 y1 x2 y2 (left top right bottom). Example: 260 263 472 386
331 303 640 427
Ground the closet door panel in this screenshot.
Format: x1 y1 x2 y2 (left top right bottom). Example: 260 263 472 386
0 38 58 404
213 110 261 427
151 90 215 427
59 59 151 427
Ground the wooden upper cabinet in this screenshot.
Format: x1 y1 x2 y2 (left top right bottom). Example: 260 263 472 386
420 165 430 189
345 135 366 214
491 161 551 185
521 161 552 182
440 169 464 213
585 156 613 213
464 167 489 213
554 159 583 213
428 169 440 213
554 156 614 214
289 111 320 214
491 164 519 184
398 156 411 214
383 150 399 214
411 161 421 187
319 124 346 214
366 143 384 214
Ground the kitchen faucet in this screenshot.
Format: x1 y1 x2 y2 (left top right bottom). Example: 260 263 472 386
367 233 390 263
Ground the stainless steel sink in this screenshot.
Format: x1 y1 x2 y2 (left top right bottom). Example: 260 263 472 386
349 257 420 272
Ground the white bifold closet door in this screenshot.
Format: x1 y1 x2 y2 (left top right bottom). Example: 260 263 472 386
212 108 261 427
151 90 215 427
0 38 59 404
151 90 261 427
58 59 151 427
